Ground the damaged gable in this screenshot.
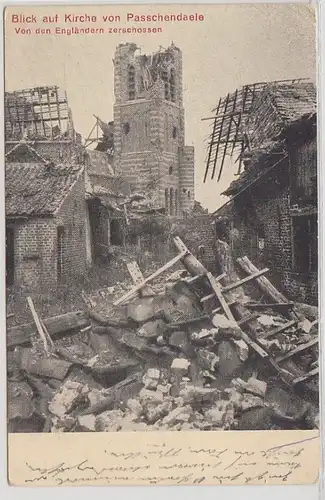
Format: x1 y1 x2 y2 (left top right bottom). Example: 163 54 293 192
204 79 316 186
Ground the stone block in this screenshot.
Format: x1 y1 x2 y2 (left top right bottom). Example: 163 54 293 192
246 377 267 398
77 414 97 432
137 319 166 339
170 358 190 377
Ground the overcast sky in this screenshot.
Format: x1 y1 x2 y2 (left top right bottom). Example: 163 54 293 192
5 3 316 211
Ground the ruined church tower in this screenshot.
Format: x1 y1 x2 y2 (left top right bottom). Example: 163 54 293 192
113 43 194 215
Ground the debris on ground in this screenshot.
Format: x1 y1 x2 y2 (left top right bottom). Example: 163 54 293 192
7 237 319 432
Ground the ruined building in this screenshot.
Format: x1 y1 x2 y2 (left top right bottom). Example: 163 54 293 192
205 79 317 305
5 86 88 289
113 43 195 215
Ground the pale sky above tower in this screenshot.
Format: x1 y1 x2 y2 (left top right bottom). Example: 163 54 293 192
4 3 316 212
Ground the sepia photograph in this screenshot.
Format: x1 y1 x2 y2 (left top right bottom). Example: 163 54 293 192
5 3 318 442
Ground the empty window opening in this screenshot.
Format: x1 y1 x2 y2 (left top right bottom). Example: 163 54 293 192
123 122 130 135
183 188 187 193
161 69 169 100
175 188 179 215
128 65 136 100
110 219 123 246
172 126 177 139
277 204 282 237
169 165 173 175
292 215 317 273
57 226 65 281
187 190 191 199
165 188 169 215
170 69 176 102
170 187 174 216
6 227 14 287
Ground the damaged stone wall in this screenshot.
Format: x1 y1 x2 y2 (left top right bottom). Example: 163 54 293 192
220 164 317 305
55 172 88 281
121 214 217 273
113 43 194 212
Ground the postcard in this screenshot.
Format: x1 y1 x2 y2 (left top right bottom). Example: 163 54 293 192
4 3 319 486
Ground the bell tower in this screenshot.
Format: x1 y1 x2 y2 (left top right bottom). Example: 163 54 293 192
113 43 194 215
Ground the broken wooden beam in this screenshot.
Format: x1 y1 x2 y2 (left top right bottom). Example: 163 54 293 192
27 297 55 354
236 257 288 304
173 236 208 276
221 268 269 292
293 367 319 386
126 261 155 298
200 293 215 303
207 272 235 321
276 337 318 363
166 314 210 331
245 301 294 310
237 313 259 326
114 250 188 306
7 311 90 349
212 299 238 314
206 273 268 359
262 320 298 339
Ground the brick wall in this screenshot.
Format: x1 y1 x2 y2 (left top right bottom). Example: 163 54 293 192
9 171 87 292
113 42 194 214
55 171 87 280
225 166 317 304
9 217 57 290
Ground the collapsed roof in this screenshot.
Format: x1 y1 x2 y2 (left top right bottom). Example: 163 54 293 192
5 143 84 217
5 86 76 142
203 79 316 186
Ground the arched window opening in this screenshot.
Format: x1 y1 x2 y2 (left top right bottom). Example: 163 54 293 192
187 190 191 199
123 122 130 135
170 188 174 216
175 189 179 215
161 69 169 100
170 69 176 102
165 188 169 215
110 219 123 246
172 126 177 139
169 165 173 175
128 65 136 100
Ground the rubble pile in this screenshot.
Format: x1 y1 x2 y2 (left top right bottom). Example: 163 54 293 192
7 239 319 433
46 366 279 432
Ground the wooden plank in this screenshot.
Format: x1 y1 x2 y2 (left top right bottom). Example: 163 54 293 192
262 320 298 339
293 367 319 386
27 297 54 353
7 311 90 349
276 337 318 363
245 302 294 310
200 293 215 303
113 250 188 306
221 268 269 292
173 237 208 276
206 273 268 359
126 261 154 297
206 272 235 321
212 299 238 314
166 315 210 331
237 312 259 326
185 275 203 284
236 257 288 304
